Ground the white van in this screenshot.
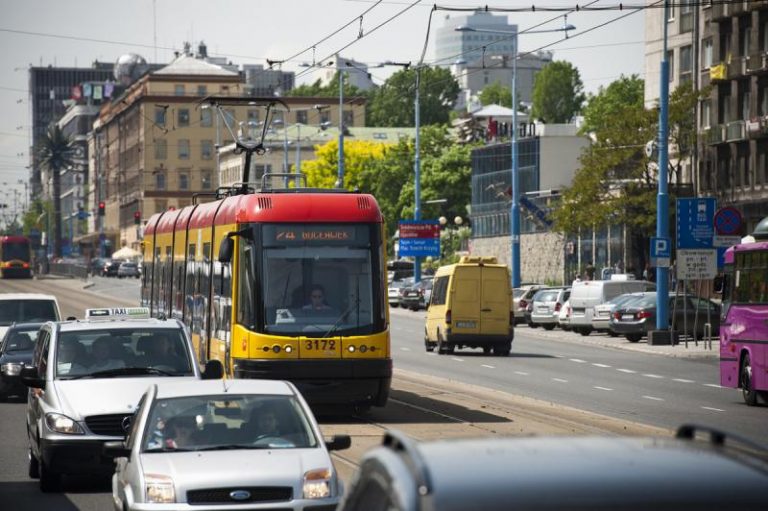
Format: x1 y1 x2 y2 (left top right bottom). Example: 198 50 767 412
568 280 655 335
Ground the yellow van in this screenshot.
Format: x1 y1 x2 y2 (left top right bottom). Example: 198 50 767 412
425 256 514 356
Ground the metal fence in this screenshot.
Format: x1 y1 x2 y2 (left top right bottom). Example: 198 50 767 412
48 263 89 280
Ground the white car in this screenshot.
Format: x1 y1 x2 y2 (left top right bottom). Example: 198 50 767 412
21 307 222 492
0 293 61 340
558 299 572 331
106 379 351 510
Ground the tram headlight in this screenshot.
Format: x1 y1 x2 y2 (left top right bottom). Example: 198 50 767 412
284 345 293 353
348 345 356 353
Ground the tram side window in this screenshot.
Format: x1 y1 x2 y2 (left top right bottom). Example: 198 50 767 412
152 247 162 315
172 264 184 320
735 251 768 304
212 239 232 340
185 244 196 327
237 239 255 328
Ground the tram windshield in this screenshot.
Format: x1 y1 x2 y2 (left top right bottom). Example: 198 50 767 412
259 224 382 338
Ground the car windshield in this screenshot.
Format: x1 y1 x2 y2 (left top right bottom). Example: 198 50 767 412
0 300 57 326
2 328 38 352
55 328 193 379
142 394 318 452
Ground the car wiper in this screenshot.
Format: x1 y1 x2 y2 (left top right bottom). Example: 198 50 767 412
194 444 271 451
143 447 196 453
72 367 178 379
323 298 361 338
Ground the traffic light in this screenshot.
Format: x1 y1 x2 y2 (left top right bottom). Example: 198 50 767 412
134 211 141 225
98 201 105 216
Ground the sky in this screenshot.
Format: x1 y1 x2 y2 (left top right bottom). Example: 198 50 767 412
0 0 646 196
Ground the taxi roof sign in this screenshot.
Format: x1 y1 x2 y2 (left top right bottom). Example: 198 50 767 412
85 307 152 320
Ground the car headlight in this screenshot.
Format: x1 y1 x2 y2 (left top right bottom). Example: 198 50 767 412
1 362 22 376
45 413 85 435
145 474 175 503
303 468 332 499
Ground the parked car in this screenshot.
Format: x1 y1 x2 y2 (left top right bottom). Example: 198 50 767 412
512 285 547 325
89 257 109 276
105 379 351 510
102 259 121 277
529 287 571 330
591 292 646 335
558 299 572 330
610 292 721 343
0 322 43 400
569 279 655 336
21 307 223 492
337 425 768 511
0 293 61 340
388 278 414 308
399 277 433 311
117 261 140 279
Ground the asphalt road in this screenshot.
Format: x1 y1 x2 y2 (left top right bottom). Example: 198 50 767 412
0 276 764 509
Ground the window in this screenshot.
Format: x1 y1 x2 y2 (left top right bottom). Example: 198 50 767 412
703 39 713 69
220 85 230 94
197 85 207 96
667 50 674 82
174 84 185 96
760 79 768 116
680 45 692 83
320 110 330 125
201 171 212 189
154 139 167 160
178 139 190 159
179 172 189 190
666 4 675 22
343 110 354 127
296 110 307 124
178 109 190 127
201 140 213 160
154 107 167 127
431 277 449 306
701 100 711 129
155 172 166 190
680 0 694 33
201 108 212 127
740 18 751 57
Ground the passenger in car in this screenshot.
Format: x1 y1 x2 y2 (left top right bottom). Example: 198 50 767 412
88 336 126 372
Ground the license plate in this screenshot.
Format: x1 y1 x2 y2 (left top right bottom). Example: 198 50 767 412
302 339 339 353
622 314 634 320
455 320 476 328
537 307 548 312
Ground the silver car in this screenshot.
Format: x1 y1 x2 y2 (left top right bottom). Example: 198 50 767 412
105 379 351 510
529 288 570 330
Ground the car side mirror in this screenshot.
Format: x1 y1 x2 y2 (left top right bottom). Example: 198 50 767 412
218 237 234 263
325 434 351 451
103 440 131 459
20 366 45 389
202 359 224 380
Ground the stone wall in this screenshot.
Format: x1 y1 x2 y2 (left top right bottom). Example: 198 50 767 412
469 231 566 285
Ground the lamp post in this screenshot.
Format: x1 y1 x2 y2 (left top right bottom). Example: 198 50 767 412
439 215 464 260
456 20 575 287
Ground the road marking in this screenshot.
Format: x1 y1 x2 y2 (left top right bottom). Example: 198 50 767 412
616 368 636 374
552 378 569 383
592 363 611 368
642 395 664 401
593 386 613 391
703 383 723 389
451 357 464 362
570 358 587 363
672 378 695 383
400 347 411 351
481 364 495 369
514 371 529 376
701 406 725 412
643 373 664 379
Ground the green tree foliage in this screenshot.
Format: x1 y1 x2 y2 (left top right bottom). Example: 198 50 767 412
530 61 585 123
479 81 512 107
302 139 389 190
37 125 73 257
580 75 644 135
368 66 460 127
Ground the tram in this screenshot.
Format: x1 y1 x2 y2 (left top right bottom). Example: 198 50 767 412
141 184 391 408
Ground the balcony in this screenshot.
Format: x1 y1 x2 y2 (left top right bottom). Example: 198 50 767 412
705 124 725 145
728 57 748 78
726 120 746 142
709 63 727 81
746 116 768 139
747 52 768 74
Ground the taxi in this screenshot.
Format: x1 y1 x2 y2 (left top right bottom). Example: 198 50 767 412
20 307 222 492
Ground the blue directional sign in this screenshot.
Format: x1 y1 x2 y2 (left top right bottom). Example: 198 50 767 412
398 220 441 258
676 198 715 249
650 237 671 268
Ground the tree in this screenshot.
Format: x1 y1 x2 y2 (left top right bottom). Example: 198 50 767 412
479 81 512 107
580 75 644 135
37 125 73 258
530 61 585 123
302 139 389 190
368 66 460 127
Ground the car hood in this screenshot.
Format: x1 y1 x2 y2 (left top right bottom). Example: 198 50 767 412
54 377 198 420
0 350 33 365
139 448 333 493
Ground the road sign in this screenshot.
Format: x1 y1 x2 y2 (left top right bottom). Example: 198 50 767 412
398 220 440 258
677 249 717 280
714 206 743 236
713 235 741 247
676 198 715 249
650 237 671 267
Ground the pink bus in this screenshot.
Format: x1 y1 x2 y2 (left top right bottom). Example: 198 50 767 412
719 233 768 406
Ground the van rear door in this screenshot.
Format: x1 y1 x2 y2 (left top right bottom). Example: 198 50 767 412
450 267 481 336
481 266 510 336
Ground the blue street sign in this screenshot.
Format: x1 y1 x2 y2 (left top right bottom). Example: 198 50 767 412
676 198 715 249
399 238 440 258
650 237 671 258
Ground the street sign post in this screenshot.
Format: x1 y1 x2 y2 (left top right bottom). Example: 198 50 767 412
676 198 715 249
714 206 743 236
398 220 440 258
676 249 717 280
650 237 671 268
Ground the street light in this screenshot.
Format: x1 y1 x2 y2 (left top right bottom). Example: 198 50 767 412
456 19 575 288
439 215 464 260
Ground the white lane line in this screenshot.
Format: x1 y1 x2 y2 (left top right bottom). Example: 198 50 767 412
570 358 587 363
592 363 611 368
643 373 664 379
553 354 565 358
616 368 637 374
552 378 569 383
481 364 495 369
672 378 695 383
701 406 725 412
400 347 411 351
593 386 613 391
703 383 723 388
451 357 464 362
514 371 530 376
642 395 665 401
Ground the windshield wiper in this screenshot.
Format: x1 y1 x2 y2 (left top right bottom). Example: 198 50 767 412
143 447 196 453
194 444 272 451
64 367 178 379
322 297 361 338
